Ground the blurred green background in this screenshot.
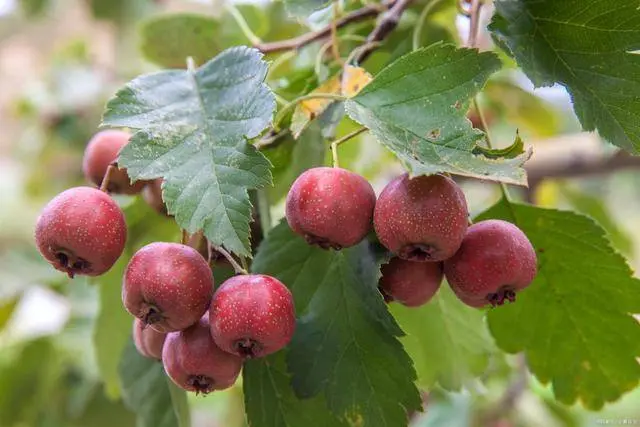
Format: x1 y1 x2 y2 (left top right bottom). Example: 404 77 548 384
0 0 638 426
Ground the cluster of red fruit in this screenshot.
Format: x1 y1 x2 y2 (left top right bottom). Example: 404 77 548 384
34 130 296 394
285 167 537 308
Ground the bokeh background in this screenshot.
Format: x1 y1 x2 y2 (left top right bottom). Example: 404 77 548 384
0 0 639 426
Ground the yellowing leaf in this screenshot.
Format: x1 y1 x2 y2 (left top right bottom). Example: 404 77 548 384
291 66 372 139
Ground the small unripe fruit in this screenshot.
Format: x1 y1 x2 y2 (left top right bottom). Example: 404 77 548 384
286 167 376 249
209 274 295 359
444 220 537 308
35 186 127 277
374 174 468 262
379 258 443 307
163 316 242 394
133 318 167 360
123 242 213 333
82 129 145 194
142 178 168 215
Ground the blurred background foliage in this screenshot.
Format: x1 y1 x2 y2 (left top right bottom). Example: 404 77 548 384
0 0 638 426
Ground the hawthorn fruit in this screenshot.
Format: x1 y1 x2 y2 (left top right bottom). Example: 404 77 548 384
379 257 443 307
286 167 376 249
444 219 537 307
82 129 146 194
133 318 167 360
209 274 295 358
122 242 213 333
374 173 468 262
35 186 127 277
162 316 242 394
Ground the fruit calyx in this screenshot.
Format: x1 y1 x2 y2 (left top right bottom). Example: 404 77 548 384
234 338 262 358
487 287 517 307
304 234 342 250
187 374 214 395
52 248 90 278
141 304 165 326
398 243 436 262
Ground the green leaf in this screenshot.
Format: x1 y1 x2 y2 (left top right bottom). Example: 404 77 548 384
472 131 525 159
93 198 178 398
244 352 346 427
0 296 19 331
119 339 191 427
19 0 49 17
102 47 275 256
284 0 330 18
252 222 421 426
390 285 495 390
559 185 633 257
346 43 530 185
490 0 640 152
140 14 225 68
477 199 640 409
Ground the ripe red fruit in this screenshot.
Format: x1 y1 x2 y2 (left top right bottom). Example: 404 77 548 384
286 167 376 249
163 316 242 394
444 219 537 308
35 186 127 277
133 318 167 360
82 129 145 194
379 257 443 307
374 173 468 262
122 242 213 333
209 274 295 358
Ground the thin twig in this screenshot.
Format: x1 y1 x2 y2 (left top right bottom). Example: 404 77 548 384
483 354 528 424
466 0 482 47
99 163 117 193
212 244 248 275
330 127 368 167
255 3 391 53
225 3 263 46
330 2 344 64
412 0 443 51
356 0 415 63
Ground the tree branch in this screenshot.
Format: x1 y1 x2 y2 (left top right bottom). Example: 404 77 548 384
355 0 415 63
255 3 391 53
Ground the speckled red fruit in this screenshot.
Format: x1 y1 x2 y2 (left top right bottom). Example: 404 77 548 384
379 257 443 307
444 220 537 308
133 318 167 360
374 174 468 262
142 178 168 215
286 167 376 250
163 316 242 394
122 242 213 333
35 186 126 277
82 129 145 194
209 274 295 359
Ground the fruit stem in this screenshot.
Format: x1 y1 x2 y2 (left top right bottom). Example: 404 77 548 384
273 93 348 132
99 163 118 193
329 127 368 168
413 0 443 51
224 3 263 46
211 244 248 275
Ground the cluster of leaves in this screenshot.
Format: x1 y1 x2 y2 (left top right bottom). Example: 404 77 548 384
33 0 640 426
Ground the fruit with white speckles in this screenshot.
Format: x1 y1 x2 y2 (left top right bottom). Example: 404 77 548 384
82 129 146 194
379 257 443 307
133 318 167 360
374 174 468 262
444 220 537 308
286 167 376 250
209 274 295 358
163 316 242 394
35 186 127 278
123 242 214 333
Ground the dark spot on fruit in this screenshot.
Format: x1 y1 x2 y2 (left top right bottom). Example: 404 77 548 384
304 234 342 250
187 374 213 395
234 338 262 359
399 243 436 262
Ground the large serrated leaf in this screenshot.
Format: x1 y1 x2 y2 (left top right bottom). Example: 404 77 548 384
102 47 275 256
490 0 640 153
477 200 640 409
346 43 531 185
251 222 421 427
243 352 345 427
391 285 496 390
119 339 190 427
